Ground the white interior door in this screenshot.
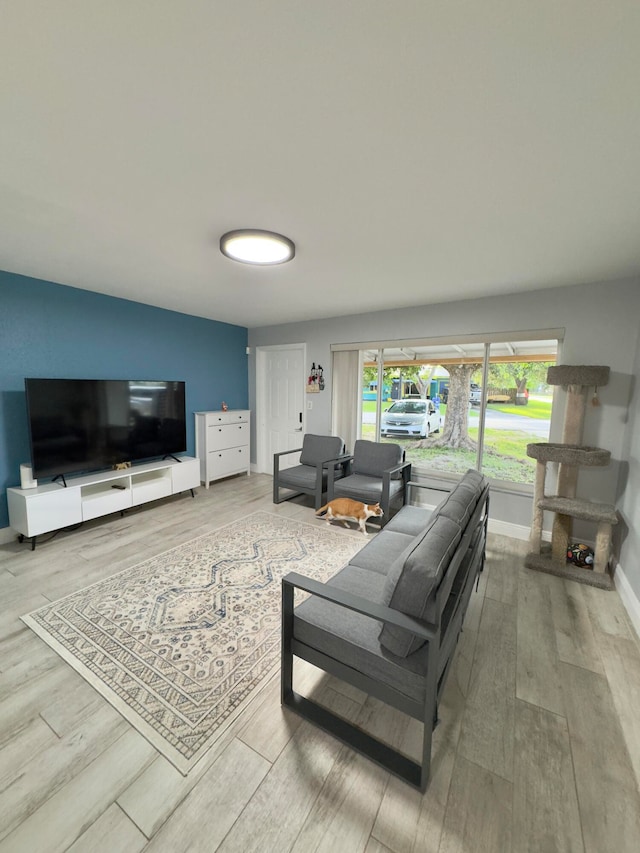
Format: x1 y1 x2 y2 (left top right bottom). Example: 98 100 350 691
257 344 306 473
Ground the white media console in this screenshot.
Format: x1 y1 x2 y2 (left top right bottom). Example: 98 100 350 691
7 456 200 550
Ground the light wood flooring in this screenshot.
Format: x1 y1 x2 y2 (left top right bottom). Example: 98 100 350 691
1 473 639 852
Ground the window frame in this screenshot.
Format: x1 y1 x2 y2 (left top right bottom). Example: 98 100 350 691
333 328 563 493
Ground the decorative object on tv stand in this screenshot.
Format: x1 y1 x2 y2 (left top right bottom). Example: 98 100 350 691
19 463 37 490
525 364 617 590
221 401 228 411
307 363 324 393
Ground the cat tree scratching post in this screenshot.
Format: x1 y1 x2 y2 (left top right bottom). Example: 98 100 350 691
525 365 616 590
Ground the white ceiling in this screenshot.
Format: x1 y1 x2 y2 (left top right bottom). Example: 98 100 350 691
2 2 640 329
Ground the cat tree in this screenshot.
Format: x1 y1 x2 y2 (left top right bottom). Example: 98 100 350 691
525 364 617 590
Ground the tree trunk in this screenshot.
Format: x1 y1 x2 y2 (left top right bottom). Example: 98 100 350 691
424 364 477 450
515 374 528 405
416 365 435 398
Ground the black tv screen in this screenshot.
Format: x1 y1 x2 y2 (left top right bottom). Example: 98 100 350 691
25 378 187 479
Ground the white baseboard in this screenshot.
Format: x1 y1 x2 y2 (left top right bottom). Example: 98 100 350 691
414 503 549 543
0 526 16 545
488 518 553 542
614 561 640 639
488 518 532 541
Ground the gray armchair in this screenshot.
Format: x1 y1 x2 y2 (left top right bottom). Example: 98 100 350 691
327 440 411 526
273 434 348 510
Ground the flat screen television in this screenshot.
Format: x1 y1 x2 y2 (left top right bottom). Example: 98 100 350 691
25 378 187 479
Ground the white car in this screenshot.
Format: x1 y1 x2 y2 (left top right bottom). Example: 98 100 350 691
380 399 440 439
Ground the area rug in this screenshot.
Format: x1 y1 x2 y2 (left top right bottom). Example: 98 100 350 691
23 511 363 774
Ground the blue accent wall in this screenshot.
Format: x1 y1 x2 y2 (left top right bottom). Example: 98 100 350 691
0 270 248 529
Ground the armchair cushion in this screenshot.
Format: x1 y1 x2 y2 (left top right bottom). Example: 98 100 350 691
351 440 403 478
299 434 345 467
332 473 405 506
277 466 330 491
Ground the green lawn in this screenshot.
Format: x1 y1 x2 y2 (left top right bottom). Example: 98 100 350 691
486 398 552 419
364 396 552 420
359 394 552 484
403 430 537 482
361 421 538 483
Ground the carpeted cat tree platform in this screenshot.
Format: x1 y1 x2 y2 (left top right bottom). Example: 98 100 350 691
525 364 616 589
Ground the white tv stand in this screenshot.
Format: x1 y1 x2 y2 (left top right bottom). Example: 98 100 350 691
7 456 200 550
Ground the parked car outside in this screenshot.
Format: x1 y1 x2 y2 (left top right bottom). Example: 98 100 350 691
469 383 482 405
380 399 440 439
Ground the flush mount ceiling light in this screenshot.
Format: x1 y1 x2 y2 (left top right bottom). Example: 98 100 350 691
220 229 295 265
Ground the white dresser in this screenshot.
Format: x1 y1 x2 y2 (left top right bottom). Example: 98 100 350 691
194 410 251 488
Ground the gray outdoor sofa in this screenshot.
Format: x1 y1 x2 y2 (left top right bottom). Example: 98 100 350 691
281 468 489 791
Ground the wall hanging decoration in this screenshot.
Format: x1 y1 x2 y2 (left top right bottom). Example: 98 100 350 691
306 363 324 393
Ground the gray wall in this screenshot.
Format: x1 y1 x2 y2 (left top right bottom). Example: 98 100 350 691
249 277 640 542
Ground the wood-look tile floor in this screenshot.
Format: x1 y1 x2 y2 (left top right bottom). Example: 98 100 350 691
1 473 639 852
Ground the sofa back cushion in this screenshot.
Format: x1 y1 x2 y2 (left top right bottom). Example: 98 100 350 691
379 514 462 658
300 434 344 467
435 469 487 527
437 484 479 528
352 440 403 478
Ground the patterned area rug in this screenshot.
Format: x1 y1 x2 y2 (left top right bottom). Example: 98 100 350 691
23 511 362 774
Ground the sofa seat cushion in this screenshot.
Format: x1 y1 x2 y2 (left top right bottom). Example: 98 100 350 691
384 505 433 536
332 473 404 505
379 514 462 658
349 530 416 575
293 565 429 703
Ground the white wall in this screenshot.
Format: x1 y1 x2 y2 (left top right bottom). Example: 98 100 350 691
249 277 640 542
616 321 640 621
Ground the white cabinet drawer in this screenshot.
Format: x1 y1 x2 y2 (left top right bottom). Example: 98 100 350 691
8 486 82 537
81 480 131 521
131 470 173 506
206 422 249 451
208 445 249 479
204 410 249 426
171 457 200 493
